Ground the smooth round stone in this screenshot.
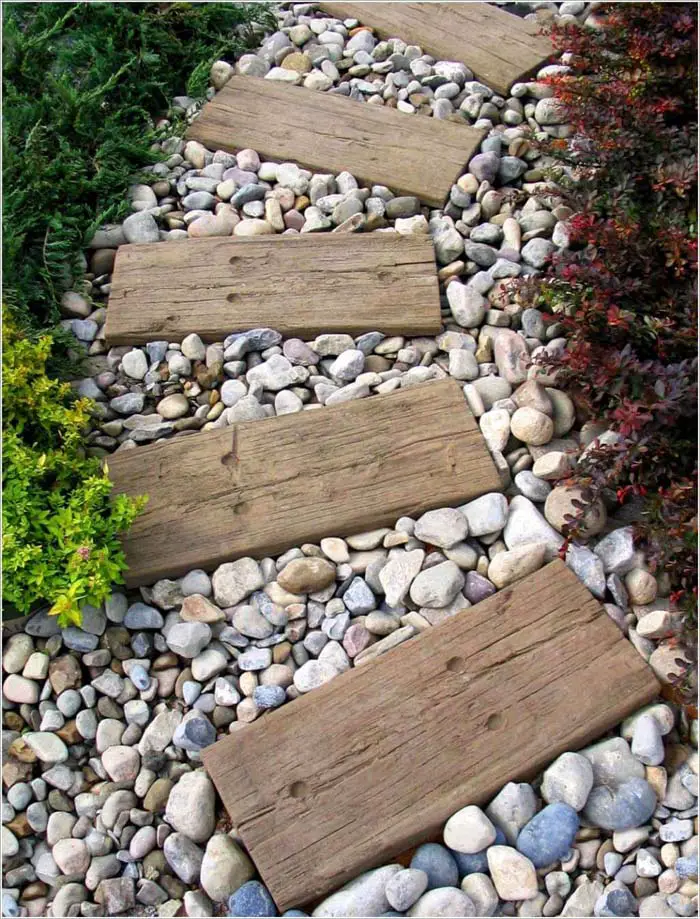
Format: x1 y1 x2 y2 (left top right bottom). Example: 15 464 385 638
3 674 39 704
409 561 464 608
444 805 497 854
511 407 554 446
414 508 469 548
124 603 164 629
293 660 338 693
487 846 538 900
541 752 595 811
545 485 607 537
386 869 429 912
463 571 496 605
631 713 665 766
3 634 34 673
157 393 190 419
253 685 286 709
53 837 90 875
228 881 277 917
173 714 216 751
24 732 68 763
102 745 140 782
514 470 552 502
516 803 579 868
128 663 150 691
278 557 336 593
181 569 212 597
584 778 657 831
407 888 476 917
201 834 255 902
163 832 204 884
165 770 216 843
460 873 498 917
410 843 459 890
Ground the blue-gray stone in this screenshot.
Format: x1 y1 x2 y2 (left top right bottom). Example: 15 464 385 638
24 609 61 637
71 319 98 342
173 714 216 751
245 328 282 351
584 777 657 831
62 627 99 652
219 627 250 649
594 887 638 917
146 341 169 364
342 577 376 616
516 803 580 868
499 156 527 183
131 632 153 657
253 685 286 710
282 912 308 917
124 603 164 630
450 826 506 876
129 664 150 691
355 332 385 354
228 881 278 917
410 843 459 890
676 855 699 879
2 894 19 918
231 183 266 207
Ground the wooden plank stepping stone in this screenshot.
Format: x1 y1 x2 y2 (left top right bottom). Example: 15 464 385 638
108 379 501 586
319 2 554 96
202 560 659 911
104 233 441 346
185 75 484 207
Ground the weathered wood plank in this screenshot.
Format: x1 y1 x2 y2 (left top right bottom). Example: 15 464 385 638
319 2 554 96
186 75 484 207
108 380 501 586
104 234 441 346
203 560 659 911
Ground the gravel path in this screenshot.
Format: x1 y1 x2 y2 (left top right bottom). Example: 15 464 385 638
3 2 697 917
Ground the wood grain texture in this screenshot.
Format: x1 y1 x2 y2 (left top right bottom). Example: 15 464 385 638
104 233 441 346
319 2 553 95
202 560 659 911
108 380 501 586
186 75 484 207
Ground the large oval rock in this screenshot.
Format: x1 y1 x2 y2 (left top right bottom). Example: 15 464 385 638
584 778 657 831
516 803 579 867
165 770 216 843
544 486 607 537
312 864 403 917
278 557 336 594
200 834 255 902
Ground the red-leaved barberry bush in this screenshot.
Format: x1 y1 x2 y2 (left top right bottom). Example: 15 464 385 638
516 5 697 656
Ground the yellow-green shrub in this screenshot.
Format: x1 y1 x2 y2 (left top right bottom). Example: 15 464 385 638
2 315 146 626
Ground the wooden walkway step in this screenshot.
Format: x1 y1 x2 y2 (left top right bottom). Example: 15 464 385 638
108 380 501 586
104 234 440 346
186 75 483 207
319 2 553 96
203 560 659 911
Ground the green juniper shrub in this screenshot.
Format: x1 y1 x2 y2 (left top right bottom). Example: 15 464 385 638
2 2 274 622
3 1 275 332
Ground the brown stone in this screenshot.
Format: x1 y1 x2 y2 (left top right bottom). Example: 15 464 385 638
57 720 82 745
143 778 173 813
277 558 336 594
3 759 33 787
281 52 312 74
20 881 48 901
48 655 82 694
8 737 37 763
152 653 179 671
3 712 25 732
6 812 32 837
180 594 225 623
